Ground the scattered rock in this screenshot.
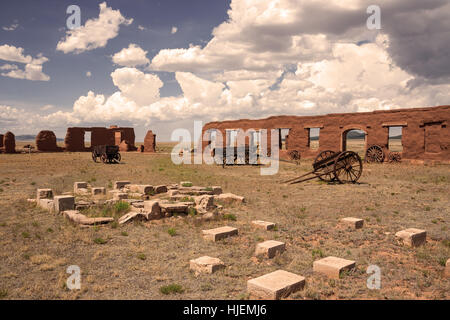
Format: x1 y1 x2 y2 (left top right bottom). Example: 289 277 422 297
74 182 88 193
247 270 305 300
36 188 53 200
64 210 113 225
53 195 75 213
128 184 154 194
113 193 128 201
155 185 168 194
214 193 245 204
313 256 356 279
341 217 364 229
202 226 238 242
395 228 427 247
190 256 225 274
194 195 215 214
252 220 276 230
255 240 285 258
114 181 130 190
92 187 106 196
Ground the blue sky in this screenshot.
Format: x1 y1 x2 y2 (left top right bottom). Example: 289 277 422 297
1 0 449 141
0 0 230 111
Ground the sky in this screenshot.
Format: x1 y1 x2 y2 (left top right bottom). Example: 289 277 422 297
0 0 449 141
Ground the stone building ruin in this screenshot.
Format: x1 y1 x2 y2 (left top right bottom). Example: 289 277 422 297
201 105 450 163
64 125 137 152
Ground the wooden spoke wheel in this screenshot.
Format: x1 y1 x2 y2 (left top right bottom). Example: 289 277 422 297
92 151 98 162
365 145 384 163
388 152 401 163
101 154 108 164
114 153 121 163
333 151 363 184
314 150 336 182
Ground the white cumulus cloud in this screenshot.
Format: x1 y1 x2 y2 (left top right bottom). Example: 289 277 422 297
112 44 149 67
56 2 133 54
0 45 50 81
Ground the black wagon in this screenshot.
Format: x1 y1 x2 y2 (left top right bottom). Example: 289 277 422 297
92 145 121 163
213 145 260 167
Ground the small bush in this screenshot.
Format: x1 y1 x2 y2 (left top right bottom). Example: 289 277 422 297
223 213 237 221
160 284 184 295
182 182 193 187
312 248 324 258
46 227 53 233
137 253 146 261
0 289 7 299
121 231 128 236
22 232 30 239
205 187 213 191
168 228 177 236
188 207 197 216
114 201 130 214
94 238 107 245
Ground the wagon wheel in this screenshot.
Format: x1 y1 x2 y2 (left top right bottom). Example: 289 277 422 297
101 154 108 164
333 151 363 184
288 150 301 165
92 151 98 163
365 145 384 163
388 152 401 163
114 153 121 163
314 150 336 182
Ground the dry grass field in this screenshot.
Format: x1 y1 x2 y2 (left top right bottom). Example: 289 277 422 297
0 140 448 300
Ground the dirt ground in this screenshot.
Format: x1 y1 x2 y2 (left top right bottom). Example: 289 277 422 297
0 140 448 300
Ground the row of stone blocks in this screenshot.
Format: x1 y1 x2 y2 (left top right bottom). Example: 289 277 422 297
193 218 431 299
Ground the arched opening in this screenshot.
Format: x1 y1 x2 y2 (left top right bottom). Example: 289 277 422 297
342 128 367 157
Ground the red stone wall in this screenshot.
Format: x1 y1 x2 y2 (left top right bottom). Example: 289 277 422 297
64 126 137 152
201 105 450 162
143 130 156 152
36 130 59 152
3 131 16 153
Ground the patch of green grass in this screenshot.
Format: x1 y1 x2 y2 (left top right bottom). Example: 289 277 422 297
32 221 39 227
121 231 128 236
187 207 197 216
182 182 193 187
312 248 324 258
223 213 237 221
160 283 184 295
111 221 119 229
94 237 107 245
30 182 36 186
21 231 30 239
137 253 146 261
438 257 447 266
114 201 130 213
168 228 177 236
0 288 7 299
204 187 213 192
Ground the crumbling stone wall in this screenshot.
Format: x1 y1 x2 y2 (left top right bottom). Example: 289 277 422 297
202 105 450 162
64 126 137 152
143 130 156 152
36 130 59 152
3 131 16 153
0 134 3 148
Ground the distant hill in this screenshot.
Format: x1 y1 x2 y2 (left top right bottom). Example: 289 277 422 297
15 135 64 142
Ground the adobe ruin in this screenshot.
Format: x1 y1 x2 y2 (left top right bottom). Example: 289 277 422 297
64 125 137 152
36 130 61 152
1 131 16 154
143 130 156 152
201 105 450 163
